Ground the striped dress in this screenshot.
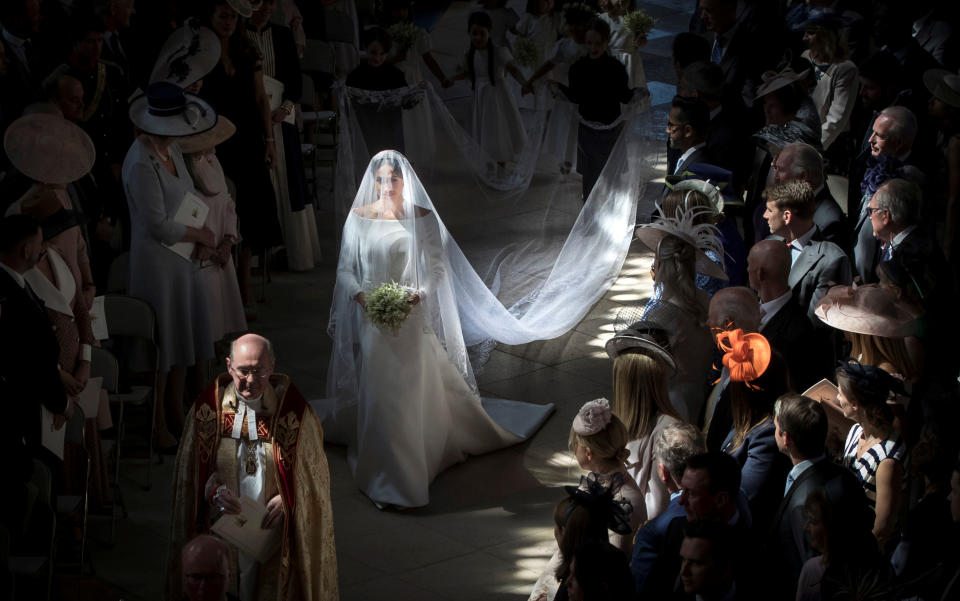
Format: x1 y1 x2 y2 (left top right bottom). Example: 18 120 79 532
842 423 907 509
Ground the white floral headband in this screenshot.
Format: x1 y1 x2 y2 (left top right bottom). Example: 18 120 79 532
573 398 612 436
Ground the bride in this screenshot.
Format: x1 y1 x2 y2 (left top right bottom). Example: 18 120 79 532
324 150 553 508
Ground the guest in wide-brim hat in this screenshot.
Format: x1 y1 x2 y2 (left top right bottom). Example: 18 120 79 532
3 113 96 185
635 208 729 281
128 82 218 137
150 18 222 88
176 117 237 155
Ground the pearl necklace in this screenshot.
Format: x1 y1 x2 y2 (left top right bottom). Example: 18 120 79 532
149 139 170 163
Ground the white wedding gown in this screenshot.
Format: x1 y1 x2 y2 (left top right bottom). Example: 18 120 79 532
319 213 553 508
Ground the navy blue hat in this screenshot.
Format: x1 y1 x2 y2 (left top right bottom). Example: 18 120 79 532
665 163 741 206
798 13 845 31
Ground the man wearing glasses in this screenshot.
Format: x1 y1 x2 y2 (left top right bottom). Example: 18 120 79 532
169 333 338 601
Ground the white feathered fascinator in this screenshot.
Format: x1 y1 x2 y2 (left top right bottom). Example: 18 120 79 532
635 206 728 280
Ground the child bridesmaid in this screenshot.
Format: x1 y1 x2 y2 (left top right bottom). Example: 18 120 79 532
598 0 648 89
456 11 530 173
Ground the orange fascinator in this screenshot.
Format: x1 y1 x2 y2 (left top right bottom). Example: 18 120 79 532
716 328 771 384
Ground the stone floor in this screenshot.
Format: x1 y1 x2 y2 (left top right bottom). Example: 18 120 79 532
76 1 690 599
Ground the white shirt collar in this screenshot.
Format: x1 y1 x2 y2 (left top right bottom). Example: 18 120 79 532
0 261 26 289
759 290 792 327
890 224 917 250
676 142 706 173
785 455 824 494
792 225 817 250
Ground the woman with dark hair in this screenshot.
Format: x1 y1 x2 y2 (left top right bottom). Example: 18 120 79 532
566 540 635 601
199 0 282 312
717 331 792 532
836 362 908 549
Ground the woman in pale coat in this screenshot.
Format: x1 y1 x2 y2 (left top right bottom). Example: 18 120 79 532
801 15 859 153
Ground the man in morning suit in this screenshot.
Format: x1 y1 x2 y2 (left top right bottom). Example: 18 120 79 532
763 180 852 326
766 394 869 600
747 240 827 391
632 422 706 592
638 452 754 599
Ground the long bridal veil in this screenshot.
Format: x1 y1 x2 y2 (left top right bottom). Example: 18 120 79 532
331 83 664 369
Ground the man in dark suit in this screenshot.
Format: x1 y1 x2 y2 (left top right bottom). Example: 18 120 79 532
771 142 850 251
763 180 852 326
678 61 752 191
632 422 707 592
0 0 44 134
678 521 741 601
638 452 754 599
0 215 68 484
766 394 870 600
748 240 828 390
666 95 713 177
98 0 138 96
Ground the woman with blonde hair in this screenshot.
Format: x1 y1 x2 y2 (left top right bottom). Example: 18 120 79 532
800 14 858 153
568 398 645 553
605 321 682 520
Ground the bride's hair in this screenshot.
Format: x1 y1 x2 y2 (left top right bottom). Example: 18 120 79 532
568 415 630 465
372 155 404 176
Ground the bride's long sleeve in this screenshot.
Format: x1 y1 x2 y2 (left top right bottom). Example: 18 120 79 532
336 215 364 298
417 213 447 299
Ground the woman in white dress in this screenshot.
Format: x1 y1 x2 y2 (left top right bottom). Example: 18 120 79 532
325 151 553 508
598 0 648 89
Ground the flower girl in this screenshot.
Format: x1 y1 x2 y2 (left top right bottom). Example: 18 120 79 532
598 0 649 89
455 11 530 172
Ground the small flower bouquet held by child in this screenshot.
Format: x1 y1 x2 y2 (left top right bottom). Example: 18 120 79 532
512 36 540 68
623 9 656 37
387 22 419 53
366 282 415 334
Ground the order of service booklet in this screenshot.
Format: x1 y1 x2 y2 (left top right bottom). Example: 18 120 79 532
211 497 281 563
163 191 209 261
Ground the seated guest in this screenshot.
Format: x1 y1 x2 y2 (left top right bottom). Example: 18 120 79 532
678 521 738 601
747 240 826 390
797 488 890 601
169 333 338 600
770 142 849 248
631 423 706 593
766 393 869 600
566 541 634 601
762 180 852 325
836 362 907 550
638 452 752 599
703 286 760 448
716 331 792 533
606 321 683 520
800 15 859 154
567 398 645 554
180 534 236 601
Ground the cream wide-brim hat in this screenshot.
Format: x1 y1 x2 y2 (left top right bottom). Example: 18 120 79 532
3 114 96 185
226 0 258 18
815 283 916 338
150 19 222 87
634 224 729 281
176 116 236 154
924 69 960 109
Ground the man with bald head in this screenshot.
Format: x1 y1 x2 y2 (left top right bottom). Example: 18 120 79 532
169 333 338 601
747 240 824 390
181 535 233 601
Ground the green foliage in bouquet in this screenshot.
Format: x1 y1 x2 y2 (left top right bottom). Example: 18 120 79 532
623 10 656 37
366 282 413 333
513 37 540 68
388 22 419 53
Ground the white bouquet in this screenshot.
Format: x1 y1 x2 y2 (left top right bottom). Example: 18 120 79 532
623 10 656 37
366 282 415 334
388 22 419 53
513 37 540 68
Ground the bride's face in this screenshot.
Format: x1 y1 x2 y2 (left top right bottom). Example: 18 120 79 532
375 164 404 206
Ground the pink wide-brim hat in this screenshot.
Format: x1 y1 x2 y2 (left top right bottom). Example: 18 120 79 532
3 114 96 185
815 283 917 338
